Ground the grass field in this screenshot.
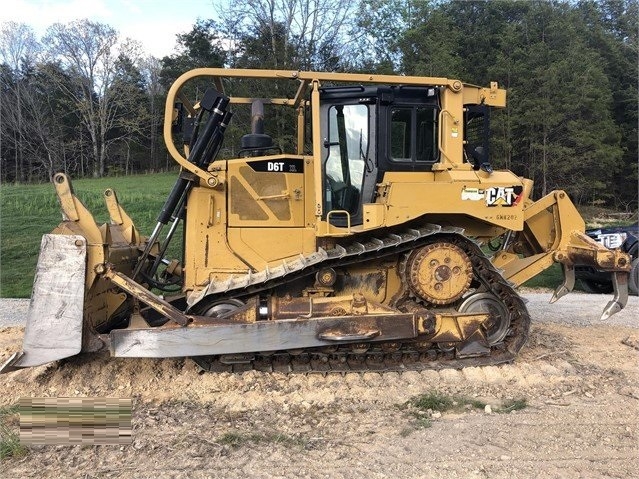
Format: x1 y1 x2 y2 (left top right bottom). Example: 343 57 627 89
1 172 583 298
0 172 180 298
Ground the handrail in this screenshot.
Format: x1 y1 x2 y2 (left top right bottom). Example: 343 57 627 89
163 68 495 178
325 210 352 235
437 109 458 167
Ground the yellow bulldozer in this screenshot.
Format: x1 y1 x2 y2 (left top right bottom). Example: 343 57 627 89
1 69 631 373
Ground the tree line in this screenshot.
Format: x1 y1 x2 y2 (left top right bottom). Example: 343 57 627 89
0 0 636 210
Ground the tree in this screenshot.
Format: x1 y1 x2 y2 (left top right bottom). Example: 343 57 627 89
0 22 41 182
398 5 466 78
576 0 638 209
107 51 151 175
506 2 623 202
43 19 139 177
140 55 165 171
353 0 414 73
221 0 357 70
15 62 70 180
160 19 226 87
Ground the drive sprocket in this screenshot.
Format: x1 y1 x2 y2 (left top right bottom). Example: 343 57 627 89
406 242 473 305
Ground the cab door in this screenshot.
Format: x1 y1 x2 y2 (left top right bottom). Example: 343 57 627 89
320 102 376 226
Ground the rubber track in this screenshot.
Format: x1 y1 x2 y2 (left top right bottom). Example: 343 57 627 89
191 225 532 373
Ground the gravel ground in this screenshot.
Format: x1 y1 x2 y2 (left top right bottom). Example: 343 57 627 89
0 298 29 327
521 291 638 328
1 299 638 479
1 291 638 479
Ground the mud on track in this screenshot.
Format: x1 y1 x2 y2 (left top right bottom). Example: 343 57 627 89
1 293 638 479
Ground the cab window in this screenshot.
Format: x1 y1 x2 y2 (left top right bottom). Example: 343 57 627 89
390 106 438 163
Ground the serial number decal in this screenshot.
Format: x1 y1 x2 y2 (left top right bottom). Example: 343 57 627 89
247 159 304 174
496 214 518 221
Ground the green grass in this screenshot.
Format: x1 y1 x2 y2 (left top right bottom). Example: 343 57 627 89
498 398 528 413
0 172 180 297
521 263 563 290
0 405 27 461
399 416 432 437
406 392 489 413
217 430 305 449
408 392 455 412
0 172 617 297
398 393 528 437
397 391 528 437
404 392 527 415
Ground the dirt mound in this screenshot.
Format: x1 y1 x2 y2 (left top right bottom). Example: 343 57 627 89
2 301 638 478
0 323 613 409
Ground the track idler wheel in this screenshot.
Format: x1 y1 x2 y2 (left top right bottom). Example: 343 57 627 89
199 299 245 318
458 292 510 345
406 242 473 305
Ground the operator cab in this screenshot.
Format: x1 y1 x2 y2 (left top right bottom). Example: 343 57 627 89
319 85 491 227
319 86 440 227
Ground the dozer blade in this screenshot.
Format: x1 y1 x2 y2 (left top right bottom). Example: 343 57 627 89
0 234 86 373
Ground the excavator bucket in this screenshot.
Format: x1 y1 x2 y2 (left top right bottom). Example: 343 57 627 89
1 234 86 373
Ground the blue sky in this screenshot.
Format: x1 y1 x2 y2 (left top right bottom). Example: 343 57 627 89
0 0 220 58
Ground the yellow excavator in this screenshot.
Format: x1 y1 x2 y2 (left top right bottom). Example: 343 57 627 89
1 69 631 373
